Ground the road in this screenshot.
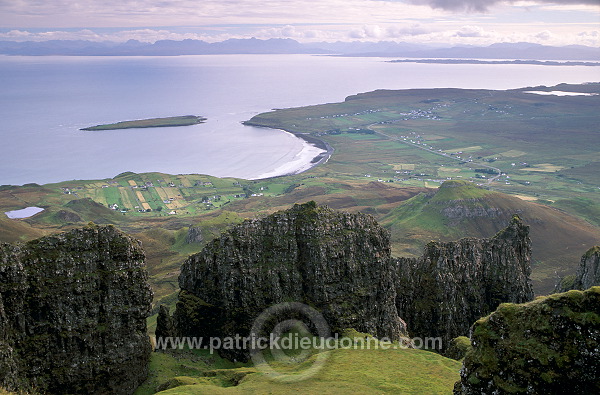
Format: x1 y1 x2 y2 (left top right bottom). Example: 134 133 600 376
368 125 503 185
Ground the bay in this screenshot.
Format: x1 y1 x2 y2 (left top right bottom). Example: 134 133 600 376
0 54 598 185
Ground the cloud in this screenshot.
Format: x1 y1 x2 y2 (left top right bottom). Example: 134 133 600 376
455 25 486 37
404 0 600 13
350 25 384 39
386 24 433 37
0 28 230 43
535 30 552 40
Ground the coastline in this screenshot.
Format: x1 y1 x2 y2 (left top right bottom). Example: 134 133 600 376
242 121 334 179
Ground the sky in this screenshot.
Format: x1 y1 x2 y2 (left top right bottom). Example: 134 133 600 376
0 0 599 46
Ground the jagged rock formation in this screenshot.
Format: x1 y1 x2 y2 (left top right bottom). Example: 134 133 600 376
454 286 600 394
394 215 534 352
184 226 203 244
156 305 176 339
161 202 533 362
440 205 503 219
0 225 153 394
169 202 406 360
555 246 600 292
574 246 600 290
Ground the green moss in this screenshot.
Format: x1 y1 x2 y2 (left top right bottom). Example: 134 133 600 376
558 274 576 291
446 336 472 360
583 245 600 258
458 287 600 392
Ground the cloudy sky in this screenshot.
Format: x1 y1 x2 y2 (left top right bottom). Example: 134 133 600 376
0 0 598 46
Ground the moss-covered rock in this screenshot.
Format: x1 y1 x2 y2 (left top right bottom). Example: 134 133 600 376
454 287 600 394
446 337 472 361
172 202 406 360
395 215 534 352
0 225 153 394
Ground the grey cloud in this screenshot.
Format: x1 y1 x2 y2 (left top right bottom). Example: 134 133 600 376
455 25 484 37
404 0 599 12
386 24 433 37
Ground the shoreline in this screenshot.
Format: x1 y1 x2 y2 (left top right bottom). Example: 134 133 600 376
242 121 334 179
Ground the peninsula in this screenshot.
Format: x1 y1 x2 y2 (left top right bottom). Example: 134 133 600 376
80 115 206 131
389 59 600 66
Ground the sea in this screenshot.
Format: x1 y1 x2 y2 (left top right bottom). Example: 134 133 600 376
0 54 598 186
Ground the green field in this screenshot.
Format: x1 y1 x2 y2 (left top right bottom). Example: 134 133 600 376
246 83 600 207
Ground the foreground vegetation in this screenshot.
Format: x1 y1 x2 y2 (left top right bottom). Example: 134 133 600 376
137 343 461 394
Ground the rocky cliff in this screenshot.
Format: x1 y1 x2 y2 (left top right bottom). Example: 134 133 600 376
574 246 600 290
394 215 534 352
161 202 533 361
0 224 153 394
555 246 600 292
169 201 406 359
454 286 600 394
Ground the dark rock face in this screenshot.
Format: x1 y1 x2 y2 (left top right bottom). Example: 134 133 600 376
173 202 406 359
574 246 600 290
555 246 600 293
0 225 153 394
394 215 534 351
440 205 503 219
184 226 203 244
454 287 600 394
156 305 176 339
56 209 83 223
165 203 532 361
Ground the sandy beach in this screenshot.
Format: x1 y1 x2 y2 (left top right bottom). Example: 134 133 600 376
251 129 331 180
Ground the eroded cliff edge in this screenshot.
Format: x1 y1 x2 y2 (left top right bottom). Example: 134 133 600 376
162 202 533 359
0 225 153 394
395 215 534 350
171 201 406 360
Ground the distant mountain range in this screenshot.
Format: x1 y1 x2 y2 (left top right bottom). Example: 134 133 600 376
0 38 598 60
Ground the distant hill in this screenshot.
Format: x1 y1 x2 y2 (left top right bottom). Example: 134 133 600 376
352 42 600 60
31 197 123 226
0 39 598 60
381 181 600 294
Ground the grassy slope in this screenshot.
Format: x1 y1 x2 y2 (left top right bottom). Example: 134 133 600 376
382 181 600 293
138 348 460 395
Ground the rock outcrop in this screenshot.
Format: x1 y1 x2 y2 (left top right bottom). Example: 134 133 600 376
555 246 600 292
184 226 203 244
394 215 534 352
574 246 600 290
161 203 533 361
0 225 153 394
454 286 600 394
169 202 406 360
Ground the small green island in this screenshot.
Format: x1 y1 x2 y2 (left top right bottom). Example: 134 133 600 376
80 115 206 131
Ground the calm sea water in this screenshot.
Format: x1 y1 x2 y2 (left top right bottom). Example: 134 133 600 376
0 54 598 185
